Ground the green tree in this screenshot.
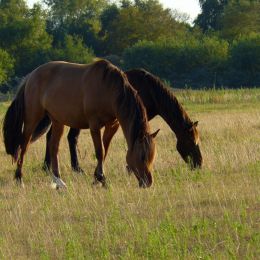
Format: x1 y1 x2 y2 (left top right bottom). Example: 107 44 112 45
101 0 189 54
51 35 94 63
226 33 260 86
230 34 260 74
123 36 229 87
99 3 120 39
0 49 14 86
195 0 228 32
219 0 260 40
0 0 52 76
44 0 108 54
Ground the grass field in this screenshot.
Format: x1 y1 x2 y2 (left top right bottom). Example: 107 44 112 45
0 89 259 259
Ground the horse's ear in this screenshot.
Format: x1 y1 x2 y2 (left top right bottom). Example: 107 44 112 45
193 121 199 127
150 129 160 139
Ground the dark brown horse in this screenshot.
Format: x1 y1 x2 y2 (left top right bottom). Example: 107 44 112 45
3 60 159 188
38 69 202 173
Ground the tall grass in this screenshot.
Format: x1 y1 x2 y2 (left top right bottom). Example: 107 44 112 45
177 88 260 104
0 89 259 259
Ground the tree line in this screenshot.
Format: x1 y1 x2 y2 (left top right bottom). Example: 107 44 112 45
0 0 259 91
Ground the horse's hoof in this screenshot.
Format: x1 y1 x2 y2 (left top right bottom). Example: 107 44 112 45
42 164 51 172
72 166 85 174
92 179 101 186
16 179 25 188
92 178 107 188
101 180 108 189
52 176 67 189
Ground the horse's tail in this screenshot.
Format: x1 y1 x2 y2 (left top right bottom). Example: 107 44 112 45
2 78 27 161
31 115 51 142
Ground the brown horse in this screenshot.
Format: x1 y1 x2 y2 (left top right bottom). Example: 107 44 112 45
3 60 159 188
37 68 202 173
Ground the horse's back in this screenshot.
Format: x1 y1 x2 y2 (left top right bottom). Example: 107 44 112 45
24 60 122 129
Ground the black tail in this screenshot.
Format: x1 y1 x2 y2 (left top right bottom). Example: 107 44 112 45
2 78 27 160
31 115 51 142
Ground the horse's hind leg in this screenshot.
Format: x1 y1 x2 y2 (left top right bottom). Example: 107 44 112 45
45 127 83 173
15 122 39 186
15 134 31 187
90 128 106 187
49 121 66 189
67 128 83 173
43 126 52 171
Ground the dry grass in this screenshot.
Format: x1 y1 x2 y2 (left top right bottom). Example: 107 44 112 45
0 89 259 259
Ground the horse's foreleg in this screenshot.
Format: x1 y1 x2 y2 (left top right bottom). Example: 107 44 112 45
67 128 83 173
43 126 52 171
49 122 66 189
90 128 106 187
102 121 120 160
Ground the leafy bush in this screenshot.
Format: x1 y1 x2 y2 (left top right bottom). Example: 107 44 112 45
0 3 52 76
123 37 229 88
50 35 94 64
0 49 14 87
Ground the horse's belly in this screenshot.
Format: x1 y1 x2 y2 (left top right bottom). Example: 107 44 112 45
63 119 90 129
46 108 89 129
41 82 115 129
42 95 89 128
45 103 114 129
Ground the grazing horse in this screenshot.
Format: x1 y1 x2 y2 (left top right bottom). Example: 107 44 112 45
39 69 202 172
3 60 159 188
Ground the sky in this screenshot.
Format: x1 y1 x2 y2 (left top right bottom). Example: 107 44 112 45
27 0 201 21
160 0 201 20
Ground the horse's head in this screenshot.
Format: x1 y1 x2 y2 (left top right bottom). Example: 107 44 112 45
126 129 160 188
176 121 202 169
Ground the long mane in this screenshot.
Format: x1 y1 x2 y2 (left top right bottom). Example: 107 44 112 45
127 69 192 129
92 60 150 148
117 83 149 148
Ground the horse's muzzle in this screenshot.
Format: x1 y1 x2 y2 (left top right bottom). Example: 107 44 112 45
138 171 153 188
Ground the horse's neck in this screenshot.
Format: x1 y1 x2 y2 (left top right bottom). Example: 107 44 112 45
117 111 146 150
117 116 135 148
131 72 191 138
115 91 147 149
153 88 191 138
